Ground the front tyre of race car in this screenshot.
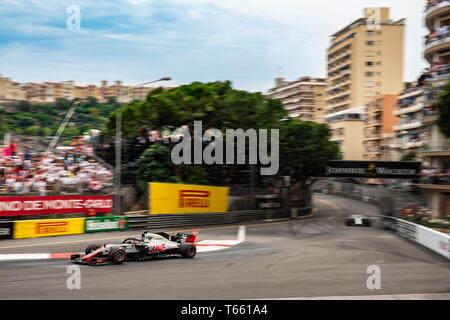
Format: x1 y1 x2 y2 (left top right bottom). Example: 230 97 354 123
180 243 196 258
109 247 127 264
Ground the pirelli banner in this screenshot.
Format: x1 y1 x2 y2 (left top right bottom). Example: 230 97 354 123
316 161 421 179
149 182 229 214
13 218 85 239
0 196 113 217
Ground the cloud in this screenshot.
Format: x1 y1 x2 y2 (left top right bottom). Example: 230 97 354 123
0 0 428 92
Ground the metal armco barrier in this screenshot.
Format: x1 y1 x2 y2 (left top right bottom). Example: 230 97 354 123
378 215 449 259
127 208 311 230
0 221 13 240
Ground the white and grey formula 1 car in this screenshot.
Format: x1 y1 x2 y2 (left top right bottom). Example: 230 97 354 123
345 215 371 227
71 231 197 265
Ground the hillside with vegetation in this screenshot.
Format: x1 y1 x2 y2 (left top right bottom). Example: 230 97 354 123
0 97 117 147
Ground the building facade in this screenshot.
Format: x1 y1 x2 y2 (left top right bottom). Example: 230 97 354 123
0 76 162 104
266 77 327 122
325 7 405 160
390 85 428 161
418 0 450 219
363 94 398 161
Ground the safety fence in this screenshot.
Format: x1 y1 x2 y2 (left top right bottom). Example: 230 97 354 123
125 208 311 229
322 181 426 217
378 215 450 259
0 207 311 240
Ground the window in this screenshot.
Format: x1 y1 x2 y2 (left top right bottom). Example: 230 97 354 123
366 71 374 77
377 51 382 55
365 82 375 87
366 41 374 46
366 31 375 36
366 61 374 66
377 61 382 66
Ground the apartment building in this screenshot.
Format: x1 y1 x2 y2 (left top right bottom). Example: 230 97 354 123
390 85 428 161
0 75 163 104
325 7 405 160
418 0 450 219
0 75 26 101
363 94 398 161
266 77 327 122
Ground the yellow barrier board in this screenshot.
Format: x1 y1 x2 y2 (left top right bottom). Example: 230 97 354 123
13 218 85 239
149 182 229 214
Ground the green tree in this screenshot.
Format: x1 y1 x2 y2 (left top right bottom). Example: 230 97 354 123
136 144 180 192
106 81 287 136
24 125 41 136
55 98 70 110
18 100 31 112
401 151 416 162
179 165 208 185
278 119 340 206
436 80 450 138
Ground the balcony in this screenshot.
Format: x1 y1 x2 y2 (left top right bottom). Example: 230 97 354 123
398 88 424 100
425 1 450 28
402 141 425 149
424 35 450 61
394 120 423 131
420 140 450 156
417 173 450 191
365 119 382 128
422 108 439 123
394 102 425 116
327 89 350 101
364 134 382 141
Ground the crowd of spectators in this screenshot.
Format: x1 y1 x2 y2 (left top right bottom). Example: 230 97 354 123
0 136 113 196
425 25 450 44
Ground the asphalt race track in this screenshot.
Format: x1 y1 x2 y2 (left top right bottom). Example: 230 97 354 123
0 194 449 299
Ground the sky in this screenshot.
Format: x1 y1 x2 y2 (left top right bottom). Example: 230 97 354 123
0 0 428 93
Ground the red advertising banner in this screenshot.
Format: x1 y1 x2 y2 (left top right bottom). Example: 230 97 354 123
0 196 113 217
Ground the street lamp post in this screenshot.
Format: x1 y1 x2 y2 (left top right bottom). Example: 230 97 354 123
114 77 171 216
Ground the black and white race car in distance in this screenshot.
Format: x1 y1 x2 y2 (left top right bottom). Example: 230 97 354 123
71 231 198 265
345 214 371 227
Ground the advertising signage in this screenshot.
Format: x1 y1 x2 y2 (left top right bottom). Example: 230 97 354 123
0 195 113 217
13 218 85 239
0 221 13 240
149 182 229 214
315 161 421 179
85 216 128 233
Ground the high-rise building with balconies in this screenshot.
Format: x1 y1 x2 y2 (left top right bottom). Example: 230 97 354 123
266 77 327 123
390 85 427 160
418 0 450 219
326 7 405 160
424 0 450 65
363 94 398 161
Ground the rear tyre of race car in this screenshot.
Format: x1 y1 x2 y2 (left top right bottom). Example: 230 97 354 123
109 248 127 264
85 244 101 254
180 243 196 258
